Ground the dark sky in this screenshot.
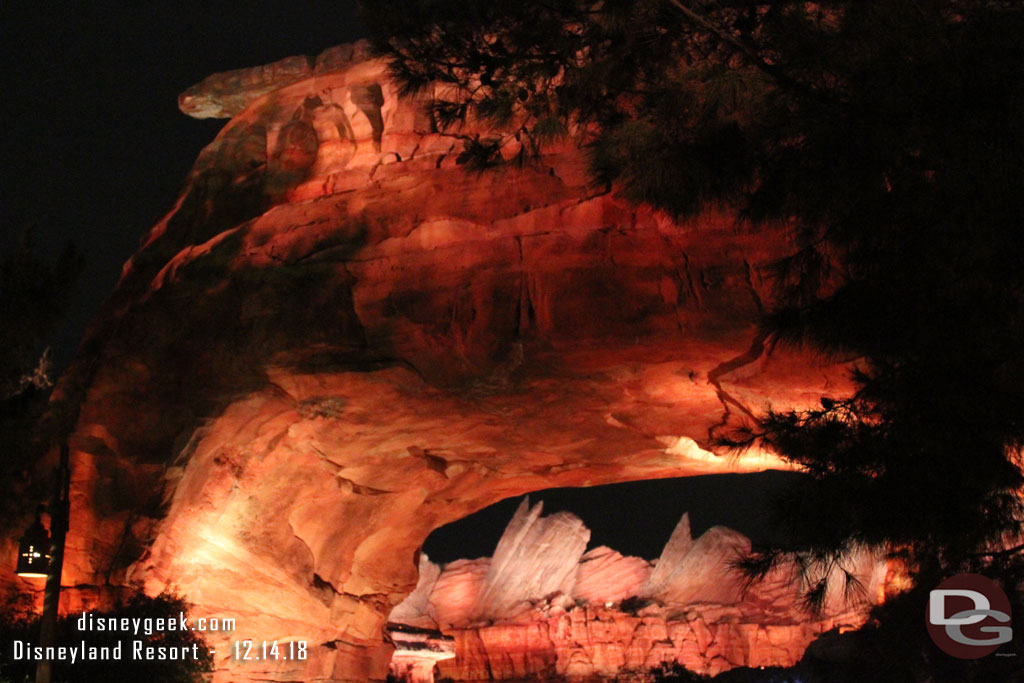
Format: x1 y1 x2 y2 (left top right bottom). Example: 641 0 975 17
2 2 794 562
423 471 803 564
1 1 364 367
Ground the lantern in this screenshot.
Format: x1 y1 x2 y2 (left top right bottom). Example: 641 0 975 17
16 509 51 578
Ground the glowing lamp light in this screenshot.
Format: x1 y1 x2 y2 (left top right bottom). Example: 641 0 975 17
16 509 51 578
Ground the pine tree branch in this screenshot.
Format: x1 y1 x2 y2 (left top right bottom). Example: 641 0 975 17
664 0 812 96
969 542 1024 558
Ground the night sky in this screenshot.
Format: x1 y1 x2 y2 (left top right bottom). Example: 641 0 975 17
1 1 364 367
2 2 797 564
424 471 804 564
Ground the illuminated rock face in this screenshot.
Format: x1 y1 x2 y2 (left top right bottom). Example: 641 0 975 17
388 626 455 683
44 41 858 682
390 505 885 680
574 547 653 607
472 499 590 621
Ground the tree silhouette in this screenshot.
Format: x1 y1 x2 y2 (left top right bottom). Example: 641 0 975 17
0 230 83 530
361 0 1024 598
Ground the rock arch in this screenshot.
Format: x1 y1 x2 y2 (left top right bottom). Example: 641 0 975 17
46 43 852 682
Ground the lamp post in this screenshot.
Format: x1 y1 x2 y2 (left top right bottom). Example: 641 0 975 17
15 443 70 683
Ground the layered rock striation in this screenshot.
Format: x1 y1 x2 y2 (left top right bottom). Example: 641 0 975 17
9 41 860 682
389 502 885 681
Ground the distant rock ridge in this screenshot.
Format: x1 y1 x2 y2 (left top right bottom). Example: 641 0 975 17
389 502 887 680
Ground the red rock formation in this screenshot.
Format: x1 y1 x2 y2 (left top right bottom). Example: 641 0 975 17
8 41 863 682
389 555 442 630
429 558 491 631
389 505 885 681
437 605 861 680
574 547 653 607
471 499 589 620
387 625 455 683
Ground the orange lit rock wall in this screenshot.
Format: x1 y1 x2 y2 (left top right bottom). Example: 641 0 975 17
439 608 850 680
33 42 855 682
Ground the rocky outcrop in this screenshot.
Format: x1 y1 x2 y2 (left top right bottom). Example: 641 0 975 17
573 547 653 606
389 507 886 680
472 499 590 620
178 43 375 119
388 554 442 630
647 516 749 605
645 513 696 599
388 624 455 683
16 40 863 683
438 606 858 680
429 558 492 630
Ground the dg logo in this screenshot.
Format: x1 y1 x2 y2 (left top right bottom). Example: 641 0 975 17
927 573 1013 658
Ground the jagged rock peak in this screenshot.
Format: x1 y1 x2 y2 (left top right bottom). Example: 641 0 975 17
650 524 752 605
472 498 590 620
646 511 694 597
